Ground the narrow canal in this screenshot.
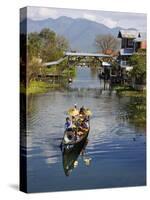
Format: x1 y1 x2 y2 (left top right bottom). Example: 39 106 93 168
24 66 146 192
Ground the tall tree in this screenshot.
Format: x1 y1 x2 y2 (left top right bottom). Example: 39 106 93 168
27 28 69 83
39 28 57 62
27 32 42 60
95 34 119 53
39 29 69 62
129 50 146 84
56 35 69 51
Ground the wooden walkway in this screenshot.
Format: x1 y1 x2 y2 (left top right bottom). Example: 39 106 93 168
65 52 111 57
43 52 112 67
43 57 66 66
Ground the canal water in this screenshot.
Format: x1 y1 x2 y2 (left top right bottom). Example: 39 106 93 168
25 66 146 193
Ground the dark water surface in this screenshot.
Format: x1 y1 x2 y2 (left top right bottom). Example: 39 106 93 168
25 67 146 193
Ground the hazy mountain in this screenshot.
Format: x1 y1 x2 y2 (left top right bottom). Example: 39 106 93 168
21 16 137 52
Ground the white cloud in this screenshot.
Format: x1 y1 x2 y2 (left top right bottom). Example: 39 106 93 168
28 7 58 20
101 17 118 28
83 13 97 21
82 13 118 28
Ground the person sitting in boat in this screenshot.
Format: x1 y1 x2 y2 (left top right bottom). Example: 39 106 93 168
67 104 79 118
72 116 77 129
74 104 79 115
82 118 89 130
79 106 86 116
77 119 89 136
64 117 72 131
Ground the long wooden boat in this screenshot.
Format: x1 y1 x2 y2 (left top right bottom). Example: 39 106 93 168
61 127 90 153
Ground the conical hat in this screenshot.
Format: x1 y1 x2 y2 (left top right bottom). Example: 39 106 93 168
68 108 79 116
84 108 92 116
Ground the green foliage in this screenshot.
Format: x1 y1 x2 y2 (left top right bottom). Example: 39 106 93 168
129 51 146 84
126 96 146 126
56 35 69 52
113 85 146 97
115 86 146 126
44 66 58 74
113 85 134 92
62 66 76 78
39 28 62 62
27 81 49 94
27 32 42 60
27 28 69 84
26 81 61 95
38 28 69 62
39 28 56 44
27 58 42 84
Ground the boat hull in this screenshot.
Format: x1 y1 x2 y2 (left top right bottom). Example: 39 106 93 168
61 129 89 153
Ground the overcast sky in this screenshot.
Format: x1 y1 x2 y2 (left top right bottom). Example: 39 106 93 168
26 6 147 32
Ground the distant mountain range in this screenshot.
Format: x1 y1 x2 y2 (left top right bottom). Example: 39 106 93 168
21 16 140 52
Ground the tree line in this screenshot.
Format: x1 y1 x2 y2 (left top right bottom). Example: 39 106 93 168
28 28 69 62
26 28 69 83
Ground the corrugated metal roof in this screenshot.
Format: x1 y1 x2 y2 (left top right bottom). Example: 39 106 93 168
118 30 137 38
118 30 146 41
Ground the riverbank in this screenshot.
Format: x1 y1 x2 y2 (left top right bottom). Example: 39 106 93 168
113 85 146 126
20 66 76 95
112 85 146 97
20 81 61 95
28 81 63 94
45 63 76 78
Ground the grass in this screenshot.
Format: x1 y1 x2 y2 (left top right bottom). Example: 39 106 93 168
112 85 146 126
44 65 76 77
20 65 76 95
44 66 58 74
21 81 62 95
112 85 146 97
62 67 76 77
27 81 50 94
127 103 146 125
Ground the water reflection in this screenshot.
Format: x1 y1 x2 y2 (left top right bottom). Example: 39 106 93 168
24 66 146 193
70 66 101 89
90 67 98 78
111 93 146 130
62 139 91 176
